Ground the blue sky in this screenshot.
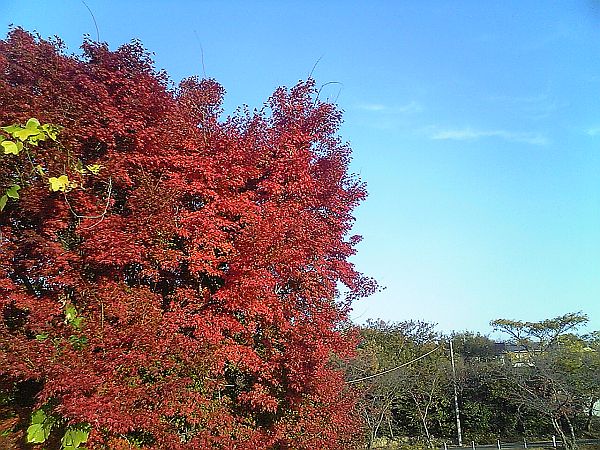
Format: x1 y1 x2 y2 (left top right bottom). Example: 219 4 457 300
2 1 599 335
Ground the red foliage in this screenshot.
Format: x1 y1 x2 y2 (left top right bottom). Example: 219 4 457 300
0 29 373 449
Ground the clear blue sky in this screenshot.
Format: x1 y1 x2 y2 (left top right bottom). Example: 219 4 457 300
3 1 599 335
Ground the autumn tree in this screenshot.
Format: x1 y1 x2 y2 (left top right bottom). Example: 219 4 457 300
0 29 374 449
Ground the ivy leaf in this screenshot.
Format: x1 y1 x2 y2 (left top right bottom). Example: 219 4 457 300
27 423 50 443
6 185 20 199
0 195 7 212
12 118 44 142
49 175 70 192
31 409 46 425
61 425 90 449
35 333 49 341
1 140 20 155
0 125 21 134
25 118 41 129
74 159 86 174
14 127 42 142
26 409 56 443
41 123 62 141
86 164 102 175
65 304 78 322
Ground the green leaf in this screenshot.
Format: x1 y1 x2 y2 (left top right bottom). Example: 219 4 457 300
26 409 56 444
74 159 86 174
27 423 50 443
61 425 90 449
49 175 70 192
0 125 21 134
41 123 62 140
6 185 20 199
86 164 103 175
1 140 23 155
35 333 49 341
31 409 47 425
2 140 19 155
13 127 42 142
25 118 41 129
28 132 47 146
0 195 7 212
65 304 78 322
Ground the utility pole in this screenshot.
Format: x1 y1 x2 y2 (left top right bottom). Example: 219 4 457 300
449 339 463 446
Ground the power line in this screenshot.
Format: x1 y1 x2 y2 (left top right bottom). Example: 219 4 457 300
347 345 441 384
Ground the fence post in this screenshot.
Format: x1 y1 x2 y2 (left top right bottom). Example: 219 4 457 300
472 441 475 450
552 436 557 448
523 437 527 448
497 439 501 450
444 443 448 450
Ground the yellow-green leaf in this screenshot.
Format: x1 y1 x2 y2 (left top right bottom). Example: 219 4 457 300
41 123 62 140
25 118 40 129
6 185 20 199
0 195 7 212
13 127 42 142
1 140 20 155
0 125 20 134
74 160 86 174
86 164 102 175
49 175 70 192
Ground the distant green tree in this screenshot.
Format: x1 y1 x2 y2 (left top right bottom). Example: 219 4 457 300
491 313 594 450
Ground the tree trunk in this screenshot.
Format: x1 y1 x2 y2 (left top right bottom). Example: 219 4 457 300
564 413 578 450
551 415 577 450
585 397 598 432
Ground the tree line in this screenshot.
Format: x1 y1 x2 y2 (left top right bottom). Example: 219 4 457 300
346 313 600 450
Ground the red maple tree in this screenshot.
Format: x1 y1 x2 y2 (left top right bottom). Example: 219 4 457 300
0 29 373 449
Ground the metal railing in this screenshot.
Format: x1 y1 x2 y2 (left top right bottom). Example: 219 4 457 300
441 438 600 449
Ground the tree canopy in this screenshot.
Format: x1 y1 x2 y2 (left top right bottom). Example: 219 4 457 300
0 29 374 449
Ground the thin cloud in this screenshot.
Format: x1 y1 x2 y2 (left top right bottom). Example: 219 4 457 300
585 127 600 137
357 103 387 112
355 101 423 114
485 93 560 121
431 128 548 146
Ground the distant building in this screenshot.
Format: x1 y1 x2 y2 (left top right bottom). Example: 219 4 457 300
493 342 540 367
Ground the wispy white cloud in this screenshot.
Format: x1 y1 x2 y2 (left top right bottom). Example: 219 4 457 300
431 127 549 146
355 101 423 114
585 127 600 137
485 93 560 121
357 103 387 112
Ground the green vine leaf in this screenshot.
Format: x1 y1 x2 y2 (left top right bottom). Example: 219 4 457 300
1 140 22 155
0 195 7 211
41 123 62 141
35 333 49 341
65 304 78 322
61 424 90 449
49 175 70 192
86 164 102 175
26 408 56 444
0 124 21 134
6 185 20 199
25 118 40 128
